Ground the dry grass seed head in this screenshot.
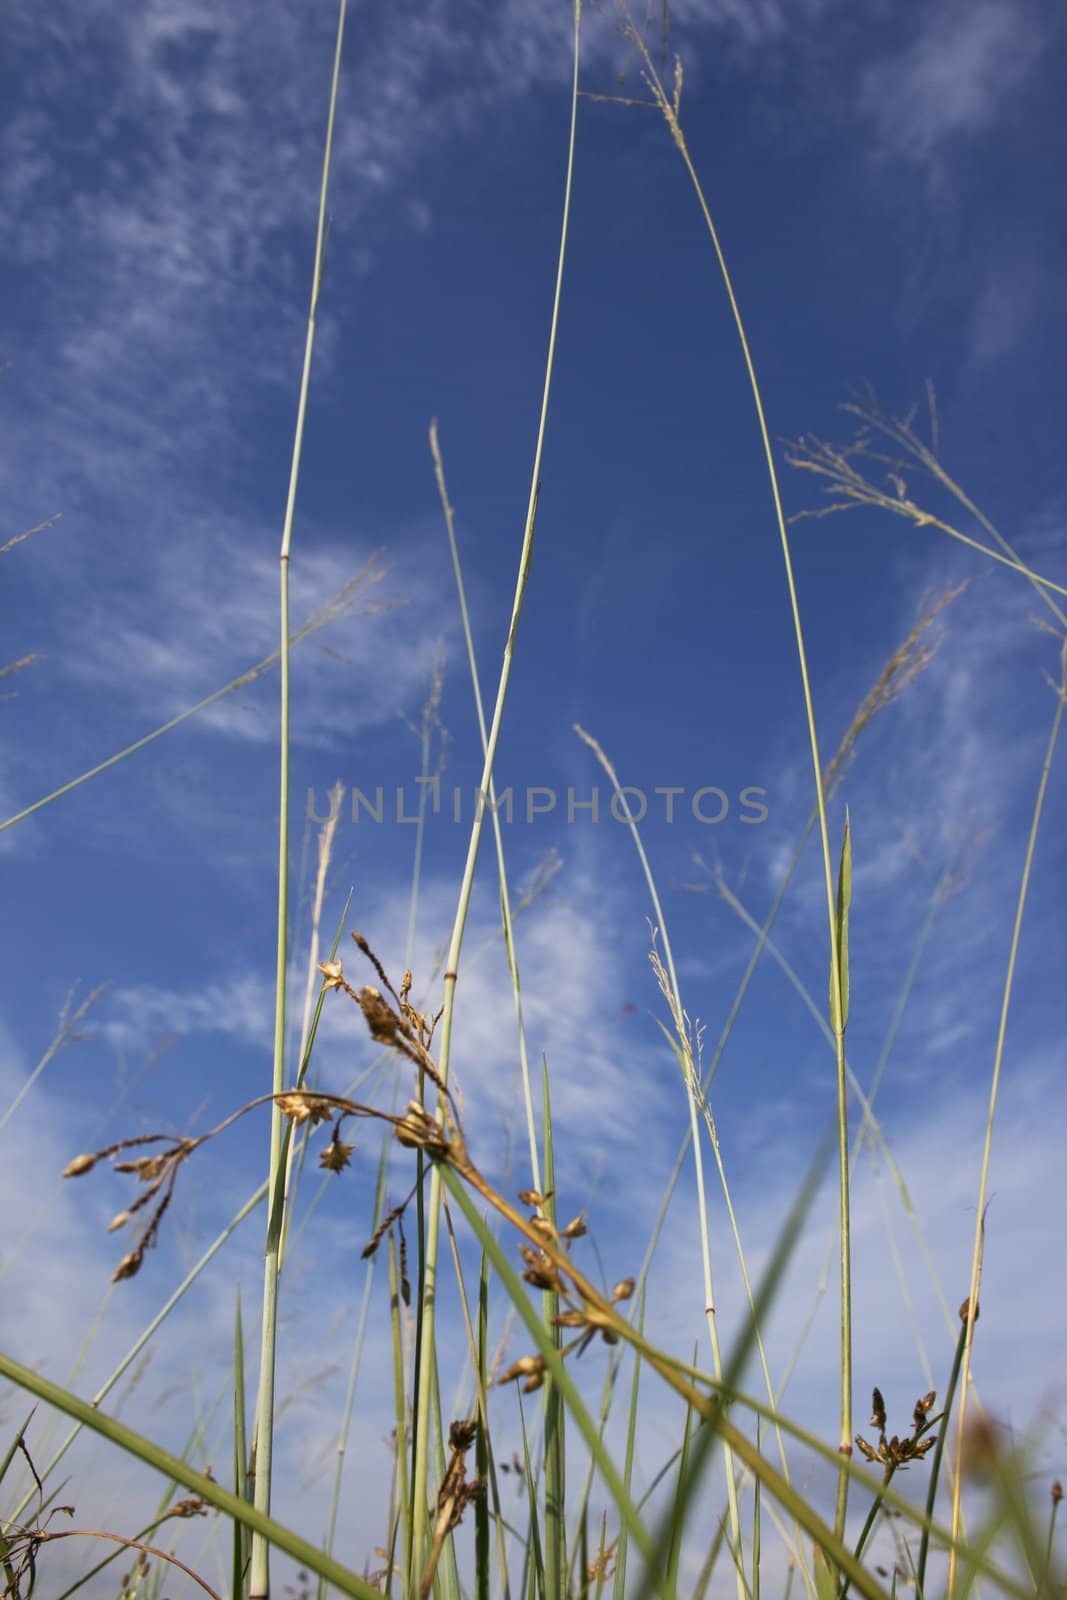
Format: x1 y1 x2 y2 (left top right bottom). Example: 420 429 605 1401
855 1383 939 1480
277 1092 334 1127
497 1354 546 1395
960 1412 1005 1482
318 1122 356 1173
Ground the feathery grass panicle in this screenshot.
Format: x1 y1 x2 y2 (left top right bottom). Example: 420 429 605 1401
785 387 1067 612
605 6 858 1555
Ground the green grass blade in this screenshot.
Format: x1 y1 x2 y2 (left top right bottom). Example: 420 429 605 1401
517 1390 546 1600
636 1125 836 1598
249 4 348 1591
832 807 853 1555
5 1181 267 1528
410 3 582 1582
949 642 1067 1595
915 1308 968 1597
387 1228 411 1599
234 1289 250 1600
541 1058 566 1600
436 1166 668 1599
611 1285 646 1600
752 1419 761 1600
475 1252 490 1600
320 1137 390 1591
278 887 354 1273
665 1354 698 1592
830 810 851 1034
0 1348 383 1600
0 1410 34 1490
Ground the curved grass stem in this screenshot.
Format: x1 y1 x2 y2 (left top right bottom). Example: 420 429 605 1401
615 3 854 1548
948 636 1067 1596
407 6 582 1590
249 5 347 1594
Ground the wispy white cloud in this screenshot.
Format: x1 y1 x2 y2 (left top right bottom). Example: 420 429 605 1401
1 0 618 510
858 0 1044 167
964 247 1053 370
60 530 443 746
103 969 276 1057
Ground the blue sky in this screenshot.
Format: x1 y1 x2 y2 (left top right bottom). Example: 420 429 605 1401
2 0 1066 1593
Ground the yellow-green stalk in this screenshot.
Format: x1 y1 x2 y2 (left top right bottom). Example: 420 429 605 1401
406 5 581 1590
948 636 1067 1595
249 5 347 1594
616 7 854 1547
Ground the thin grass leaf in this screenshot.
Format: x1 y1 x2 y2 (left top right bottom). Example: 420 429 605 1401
387 1229 412 1599
278 887 355 1274
517 1390 546 1600
6 1182 267 1529
636 1125 839 1598
665 1353 698 1592
573 728 747 1596
617 13 857 1563
611 1284 646 1600
752 1417 762 1600
579 1500 589 1599
813 1546 837 1600
409 6 582 1584
831 806 854 1557
436 1166 669 1599
318 1138 392 1600
542 1058 566 1600
593 1510 612 1600
0 1349 382 1600
949 637 1067 1594
476 1253 490 1600
916 1308 968 1597
830 810 851 1034
249 5 348 1593
0 1411 35 1490
234 1290 250 1600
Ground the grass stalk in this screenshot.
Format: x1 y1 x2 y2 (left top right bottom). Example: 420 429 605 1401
475 1255 491 1600
388 1227 413 1598
665 1352 699 1592
613 12 854 1546
575 729 767 1600
278 843 351 1276
249 4 347 1593
439 1168 669 1599
541 1061 566 1600
753 1420 762 1600
408 5 581 1587
430 423 542 1196
317 1139 392 1600
947 635 1067 1596
0 1350 383 1600
916 1309 969 1597
611 1285 646 1600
